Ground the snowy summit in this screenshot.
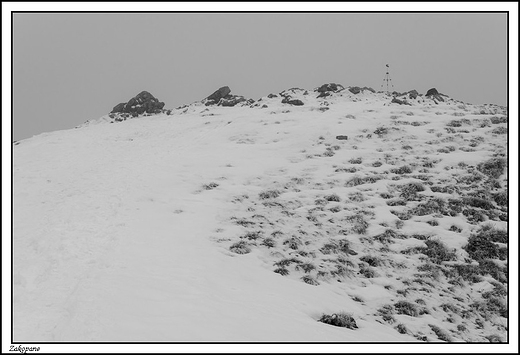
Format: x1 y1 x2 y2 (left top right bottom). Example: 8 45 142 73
13 84 508 342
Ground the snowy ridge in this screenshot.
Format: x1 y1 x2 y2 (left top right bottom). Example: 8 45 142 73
13 86 508 342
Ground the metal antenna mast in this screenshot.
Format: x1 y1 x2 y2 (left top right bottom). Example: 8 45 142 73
381 64 394 93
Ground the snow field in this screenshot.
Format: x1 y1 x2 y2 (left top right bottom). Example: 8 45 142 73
13 89 508 342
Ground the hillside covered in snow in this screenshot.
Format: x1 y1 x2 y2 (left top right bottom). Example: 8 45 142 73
12 84 509 344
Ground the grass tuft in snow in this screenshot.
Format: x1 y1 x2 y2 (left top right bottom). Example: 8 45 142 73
259 189 282 199
229 241 251 254
428 324 452 342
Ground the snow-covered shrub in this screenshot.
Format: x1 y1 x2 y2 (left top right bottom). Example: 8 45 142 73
301 275 319 286
477 158 506 179
318 312 357 329
485 334 504 343
390 165 413 174
359 265 377 278
360 255 382 267
274 267 289 276
377 305 396 323
261 238 276 248
492 192 508 206
345 214 369 235
419 239 457 264
429 324 452 342
283 237 302 250
202 182 219 190
394 300 420 317
399 181 426 200
374 126 389 136
229 241 251 254
335 166 358 173
490 116 507 124
395 323 408 334
492 126 507 135
464 232 502 262
295 262 316 273
462 196 494 210
242 231 262 240
259 189 281 199
324 193 341 202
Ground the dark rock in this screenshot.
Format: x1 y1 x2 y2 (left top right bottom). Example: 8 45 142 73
336 135 348 140
317 92 331 98
391 97 411 105
281 97 304 106
408 90 419 99
425 88 445 102
206 86 231 102
267 93 278 98
362 86 376 93
317 83 344 93
110 91 165 115
349 86 361 94
111 103 126 113
426 88 439 96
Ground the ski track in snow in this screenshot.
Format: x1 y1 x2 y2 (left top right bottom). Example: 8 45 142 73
13 91 508 342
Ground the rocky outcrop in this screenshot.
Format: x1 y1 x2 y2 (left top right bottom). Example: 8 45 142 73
204 86 253 107
279 88 305 106
408 90 419 99
425 88 445 102
346 86 375 95
110 91 165 115
281 97 304 106
391 97 411 106
205 86 232 105
349 86 362 95
317 83 344 93
426 88 439 96
316 83 345 98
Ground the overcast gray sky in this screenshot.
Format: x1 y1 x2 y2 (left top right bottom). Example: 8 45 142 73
13 12 507 141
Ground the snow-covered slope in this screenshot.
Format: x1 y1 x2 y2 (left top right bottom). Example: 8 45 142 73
13 88 508 342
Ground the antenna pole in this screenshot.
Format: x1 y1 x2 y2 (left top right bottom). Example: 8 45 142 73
381 64 394 94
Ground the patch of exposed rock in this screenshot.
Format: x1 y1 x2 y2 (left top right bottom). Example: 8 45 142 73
316 83 345 98
110 91 165 115
425 87 445 103
348 86 376 95
204 86 254 107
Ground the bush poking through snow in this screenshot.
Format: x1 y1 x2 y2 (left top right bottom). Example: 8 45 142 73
360 255 383 267
318 313 358 329
301 275 320 286
295 262 316 273
274 267 289 276
394 301 420 317
324 193 341 202
390 165 413 174
261 238 276 248
202 182 219 190
420 239 457 264
464 233 501 261
395 323 408 334
429 324 452 342
491 126 507 135
485 334 504 343
259 190 282 199
477 158 506 179
229 241 251 254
